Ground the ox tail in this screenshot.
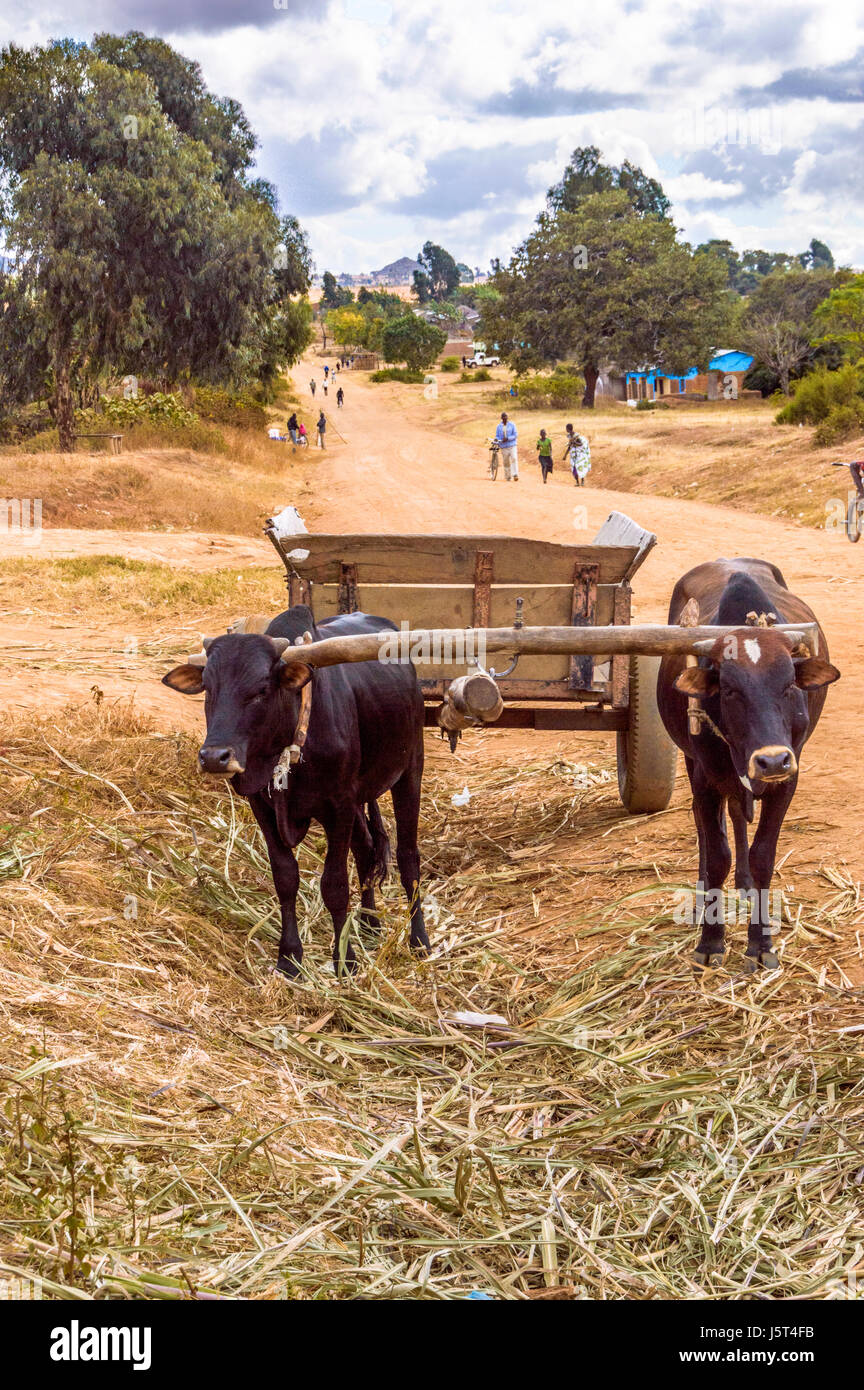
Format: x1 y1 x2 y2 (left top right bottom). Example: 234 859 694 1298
366 800 391 886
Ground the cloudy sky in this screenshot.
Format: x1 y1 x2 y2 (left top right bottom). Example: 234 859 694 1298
4 0 864 274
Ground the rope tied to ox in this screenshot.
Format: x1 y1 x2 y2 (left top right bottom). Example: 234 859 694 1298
272 632 314 790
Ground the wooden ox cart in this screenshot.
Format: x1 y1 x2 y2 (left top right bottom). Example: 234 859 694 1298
263 513 818 816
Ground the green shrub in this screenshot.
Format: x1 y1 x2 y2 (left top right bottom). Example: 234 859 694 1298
369 367 425 384
192 385 267 431
97 391 198 429
507 371 584 408
775 364 864 425
440 356 460 372
458 368 492 383
635 399 656 411
813 401 864 445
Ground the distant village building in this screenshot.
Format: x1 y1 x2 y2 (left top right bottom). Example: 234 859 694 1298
597 350 756 403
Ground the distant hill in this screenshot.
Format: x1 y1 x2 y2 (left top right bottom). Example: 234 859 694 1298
370 256 420 282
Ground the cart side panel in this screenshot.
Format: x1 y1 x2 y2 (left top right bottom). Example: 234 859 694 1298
282 533 641 586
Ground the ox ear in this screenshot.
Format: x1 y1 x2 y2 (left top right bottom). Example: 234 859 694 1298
162 664 206 695
794 657 840 690
279 659 313 692
674 665 719 698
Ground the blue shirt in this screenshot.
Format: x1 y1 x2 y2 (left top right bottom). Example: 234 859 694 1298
495 421 517 447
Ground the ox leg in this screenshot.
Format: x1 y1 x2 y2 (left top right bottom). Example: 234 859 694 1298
248 795 307 978
728 797 754 896
390 768 430 953
320 810 357 975
351 811 381 936
744 779 796 971
688 764 731 967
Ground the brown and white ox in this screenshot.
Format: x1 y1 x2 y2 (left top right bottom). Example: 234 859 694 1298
657 559 839 971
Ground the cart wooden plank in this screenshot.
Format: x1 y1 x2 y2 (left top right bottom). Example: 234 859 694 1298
280 533 642 586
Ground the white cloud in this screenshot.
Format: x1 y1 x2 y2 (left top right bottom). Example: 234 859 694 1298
666 173 746 202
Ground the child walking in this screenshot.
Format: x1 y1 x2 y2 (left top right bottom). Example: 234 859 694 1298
536 429 553 483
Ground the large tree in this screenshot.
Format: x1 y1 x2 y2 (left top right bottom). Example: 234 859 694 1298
0 38 310 444
381 314 447 371
325 307 367 351
485 190 730 406
320 270 354 309
413 241 459 303
741 267 836 394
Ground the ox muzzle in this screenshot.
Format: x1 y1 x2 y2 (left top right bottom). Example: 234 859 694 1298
745 744 797 786
198 745 245 776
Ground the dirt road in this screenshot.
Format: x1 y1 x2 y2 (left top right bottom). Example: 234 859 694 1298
1 355 860 885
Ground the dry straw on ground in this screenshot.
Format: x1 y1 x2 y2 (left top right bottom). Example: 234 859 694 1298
0 699 862 1300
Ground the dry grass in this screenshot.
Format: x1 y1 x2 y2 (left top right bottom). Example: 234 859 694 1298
1 700 862 1300
0 556 285 627
0 425 314 534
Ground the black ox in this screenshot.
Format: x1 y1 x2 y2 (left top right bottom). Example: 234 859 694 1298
657 558 839 971
163 606 429 976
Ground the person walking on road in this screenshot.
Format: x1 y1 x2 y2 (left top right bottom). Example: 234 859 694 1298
287 412 299 446
316 411 327 449
323 381 328 397
562 423 591 486
336 386 344 408
495 412 519 481
309 378 316 397
536 428 553 483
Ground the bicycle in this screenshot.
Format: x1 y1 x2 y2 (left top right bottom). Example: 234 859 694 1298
831 460 864 542
486 437 501 480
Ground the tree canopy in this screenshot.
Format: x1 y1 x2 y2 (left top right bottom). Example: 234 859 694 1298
697 237 836 295
413 241 460 303
812 274 864 360
381 314 447 371
741 267 837 394
547 146 670 220
321 270 354 310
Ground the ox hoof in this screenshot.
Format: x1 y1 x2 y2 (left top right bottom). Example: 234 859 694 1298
743 950 780 974
276 954 301 979
692 949 724 970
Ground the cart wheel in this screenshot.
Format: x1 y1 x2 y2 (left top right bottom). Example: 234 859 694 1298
616 655 678 813
847 494 863 543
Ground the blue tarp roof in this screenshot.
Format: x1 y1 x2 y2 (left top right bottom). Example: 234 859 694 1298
625 351 753 382
708 350 754 373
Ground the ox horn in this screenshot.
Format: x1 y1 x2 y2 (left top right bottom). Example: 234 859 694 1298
268 637 291 655
691 638 718 657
